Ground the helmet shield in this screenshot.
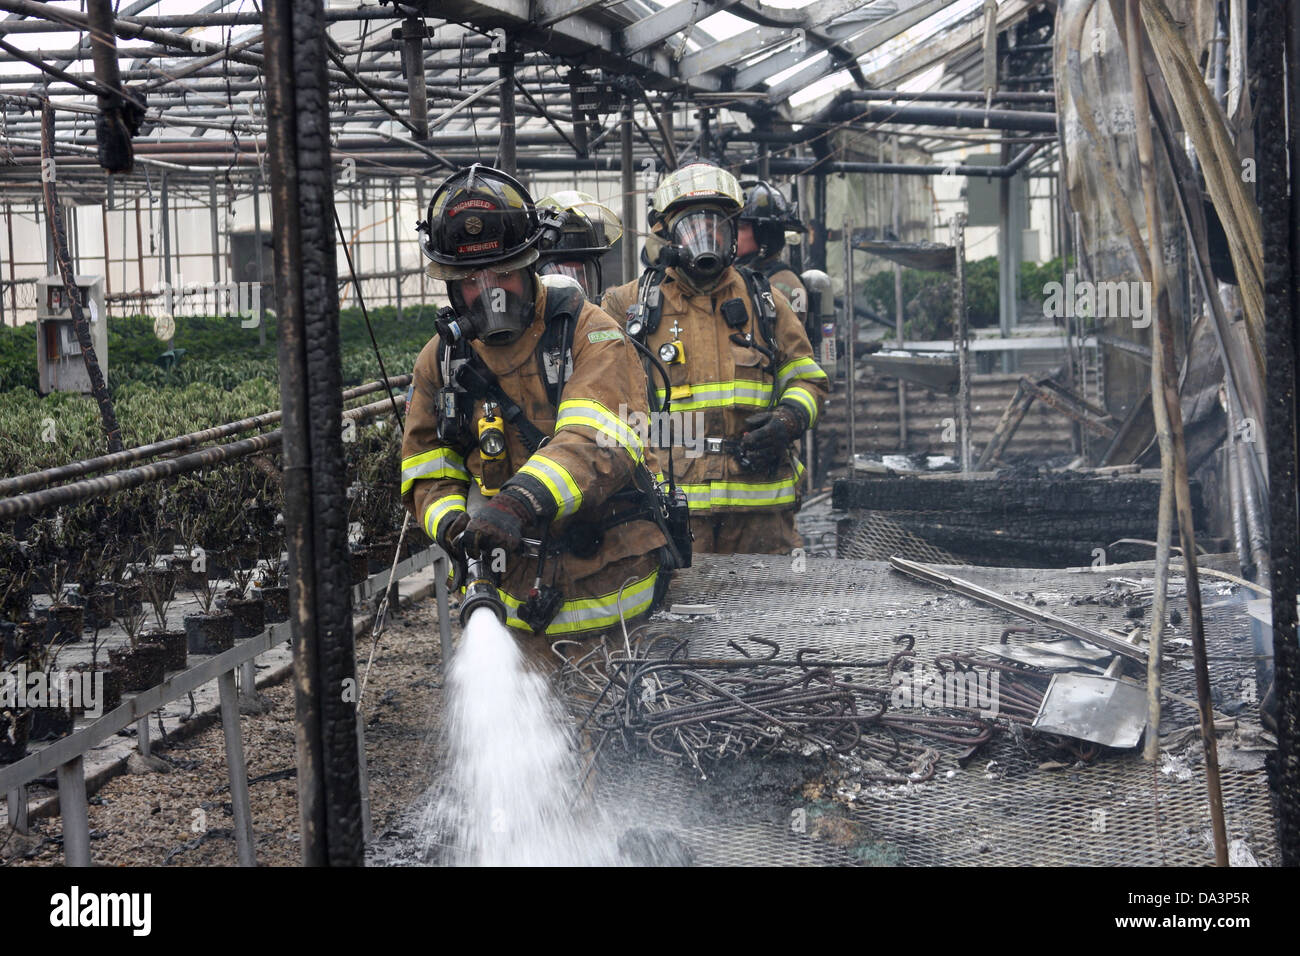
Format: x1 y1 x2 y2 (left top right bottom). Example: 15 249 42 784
670 208 735 282
537 191 623 258
447 269 536 346
538 259 600 298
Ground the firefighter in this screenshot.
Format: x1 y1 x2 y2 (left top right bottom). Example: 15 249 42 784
534 190 621 300
401 164 678 657
600 163 829 555
738 179 811 338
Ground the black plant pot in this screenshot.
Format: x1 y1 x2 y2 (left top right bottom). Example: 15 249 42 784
260 586 290 624
176 565 207 590
45 604 84 644
204 550 233 582
142 629 188 671
0 709 32 764
29 705 75 742
109 644 167 693
350 550 370 585
367 536 399 574
227 597 265 639
184 613 235 655
71 663 123 715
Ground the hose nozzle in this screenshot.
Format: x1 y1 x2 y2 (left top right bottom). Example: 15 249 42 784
456 544 508 627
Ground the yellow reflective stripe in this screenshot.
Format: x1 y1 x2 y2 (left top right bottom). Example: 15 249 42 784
422 494 467 540
400 447 469 495
518 454 583 518
556 399 646 464
499 567 659 634
653 379 773 410
775 356 828 393
781 384 819 426
678 475 800 509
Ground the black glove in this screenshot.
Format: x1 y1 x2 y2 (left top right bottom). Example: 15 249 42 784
739 404 805 471
436 510 470 562
461 487 538 559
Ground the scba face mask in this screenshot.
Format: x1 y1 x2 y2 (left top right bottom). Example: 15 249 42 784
448 269 536 346
670 208 735 284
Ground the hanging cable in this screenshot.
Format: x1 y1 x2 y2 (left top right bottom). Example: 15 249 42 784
333 206 405 430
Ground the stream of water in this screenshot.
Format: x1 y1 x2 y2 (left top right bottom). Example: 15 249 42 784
420 606 619 866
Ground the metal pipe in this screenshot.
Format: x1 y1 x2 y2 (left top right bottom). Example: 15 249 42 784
209 175 220 283
0 7 410 31
253 171 265 346
621 104 636 284
497 42 518 177
821 96 1057 133
843 217 855 467
401 13 429 140
390 179 403 319
893 138 905 451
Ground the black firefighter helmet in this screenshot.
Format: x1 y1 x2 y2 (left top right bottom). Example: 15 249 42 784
416 164 545 345
738 179 802 264
417 163 543 279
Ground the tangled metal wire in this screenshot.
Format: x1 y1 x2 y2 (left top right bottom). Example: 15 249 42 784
556 633 995 783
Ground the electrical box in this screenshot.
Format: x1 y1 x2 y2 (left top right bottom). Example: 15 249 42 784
36 275 107 395
228 228 276 315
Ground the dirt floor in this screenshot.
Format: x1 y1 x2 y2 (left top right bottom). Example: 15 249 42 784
4 599 448 867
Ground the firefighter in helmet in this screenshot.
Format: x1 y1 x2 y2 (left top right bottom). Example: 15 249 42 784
535 190 621 300
601 163 829 555
402 164 676 657
737 180 811 335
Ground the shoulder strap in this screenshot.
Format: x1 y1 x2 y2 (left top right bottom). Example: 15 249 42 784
628 267 668 343
741 266 779 353
454 354 548 454
537 281 584 409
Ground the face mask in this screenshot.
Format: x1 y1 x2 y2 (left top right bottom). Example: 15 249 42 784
448 269 535 345
671 209 735 284
538 260 599 298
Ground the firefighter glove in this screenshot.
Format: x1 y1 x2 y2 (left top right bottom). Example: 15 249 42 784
739 404 806 470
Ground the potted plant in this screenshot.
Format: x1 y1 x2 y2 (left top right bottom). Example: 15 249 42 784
79 571 122 715
139 549 187 672
183 558 235 655
108 596 166 693
0 707 32 764
21 641 77 742
257 535 290 624
223 560 265 640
